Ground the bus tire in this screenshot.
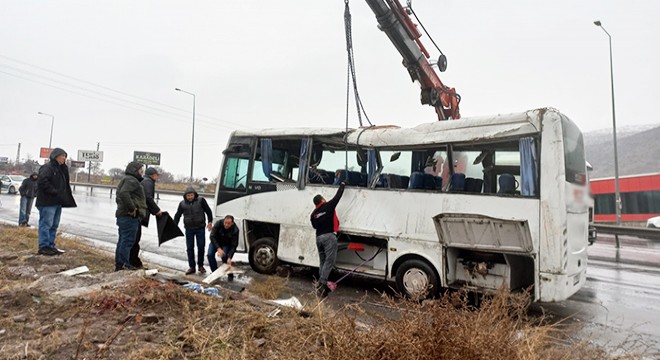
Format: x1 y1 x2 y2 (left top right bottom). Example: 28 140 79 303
395 259 439 299
249 237 279 274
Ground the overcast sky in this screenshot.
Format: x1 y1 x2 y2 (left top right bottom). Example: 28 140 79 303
1 0 658 179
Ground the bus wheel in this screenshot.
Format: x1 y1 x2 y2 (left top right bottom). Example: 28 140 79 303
395 259 439 299
249 237 279 274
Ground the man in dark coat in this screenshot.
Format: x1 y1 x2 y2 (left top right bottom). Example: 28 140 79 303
174 185 213 275
208 215 239 280
114 161 147 271
129 167 162 268
36 148 77 256
18 172 38 227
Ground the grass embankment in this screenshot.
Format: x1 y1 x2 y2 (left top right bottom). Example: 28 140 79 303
0 225 640 359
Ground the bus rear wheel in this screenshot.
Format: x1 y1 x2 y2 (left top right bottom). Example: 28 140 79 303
249 237 279 274
395 259 439 299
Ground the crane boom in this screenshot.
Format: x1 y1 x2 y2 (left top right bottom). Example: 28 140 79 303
365 0 460 120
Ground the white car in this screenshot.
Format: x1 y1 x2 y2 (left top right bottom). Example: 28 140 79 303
0 174 26 195
647 216 660 229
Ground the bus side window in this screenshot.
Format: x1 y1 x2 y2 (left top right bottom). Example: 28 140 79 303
222 157 249 190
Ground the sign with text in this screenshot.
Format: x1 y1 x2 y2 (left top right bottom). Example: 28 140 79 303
133 151 161 165
70 160 85 168
77 150 104 162
40 147 53 158
0 157 8 165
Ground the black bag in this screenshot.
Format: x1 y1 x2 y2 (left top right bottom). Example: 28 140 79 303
156 211 184 246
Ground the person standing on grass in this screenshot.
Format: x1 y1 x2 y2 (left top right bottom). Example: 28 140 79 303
129 167 163 269
208 215 239 281
310 181 346 298
114 161 147 271
174 185 213 275
18 172 38 227
36 148 77 256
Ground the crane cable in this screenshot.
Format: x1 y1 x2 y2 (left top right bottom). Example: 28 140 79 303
344 0 372 129
343 0 373 175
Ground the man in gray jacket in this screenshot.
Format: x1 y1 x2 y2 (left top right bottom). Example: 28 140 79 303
129 167 162 268
174 186 213 275
114 161 147 271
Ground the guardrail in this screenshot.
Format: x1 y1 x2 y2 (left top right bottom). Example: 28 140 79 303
594 224 660 241
70 182 214 199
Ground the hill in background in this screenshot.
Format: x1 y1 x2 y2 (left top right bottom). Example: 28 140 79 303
584 124 660 179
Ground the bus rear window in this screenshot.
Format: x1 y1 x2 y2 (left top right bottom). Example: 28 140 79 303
561 118 586 185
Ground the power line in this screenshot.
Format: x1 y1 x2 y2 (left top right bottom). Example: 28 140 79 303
0 53 250 129
0 69 232 131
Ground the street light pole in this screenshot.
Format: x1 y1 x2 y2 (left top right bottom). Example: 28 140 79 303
37 112 55 148
175 88 196 182
594 20 622 246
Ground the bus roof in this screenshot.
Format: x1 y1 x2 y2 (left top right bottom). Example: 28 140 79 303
233 108 554 147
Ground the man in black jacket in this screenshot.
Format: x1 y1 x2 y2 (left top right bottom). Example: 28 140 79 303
114 161 148 271
208 215 239 279
310 182 346 297
174 186 213 275
36 148 77 256
18 172 38 227
130 167 163 268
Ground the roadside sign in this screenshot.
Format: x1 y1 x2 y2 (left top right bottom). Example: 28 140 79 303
133 151 161 165
70 160 85 168
40 147 53 158
78 150 104 162
0 157 8 165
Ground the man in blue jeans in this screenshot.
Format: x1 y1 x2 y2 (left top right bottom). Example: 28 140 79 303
18 172 38 227
36 148 77 256
114 161 147 271
208 215 239 280
174 186 213 275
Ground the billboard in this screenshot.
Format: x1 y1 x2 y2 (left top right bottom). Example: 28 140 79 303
40 147 53 158
133 151 161 165
70 161 86 168
78 150 104 162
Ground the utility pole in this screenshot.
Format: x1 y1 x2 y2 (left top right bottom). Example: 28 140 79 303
87 142 100 183
16 143 21 166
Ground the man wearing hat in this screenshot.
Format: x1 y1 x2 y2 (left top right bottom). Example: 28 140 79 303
36 148 77 256
130 167 163 268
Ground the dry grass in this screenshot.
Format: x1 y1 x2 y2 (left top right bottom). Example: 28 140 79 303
0 224 650 359
246 275 288 300
0 225 115 273
82 278 637 360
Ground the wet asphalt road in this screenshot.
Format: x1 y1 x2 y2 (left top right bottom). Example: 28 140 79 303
1 188 659 353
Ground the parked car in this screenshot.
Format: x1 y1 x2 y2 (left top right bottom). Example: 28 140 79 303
0 174 26 195
647 216 660 229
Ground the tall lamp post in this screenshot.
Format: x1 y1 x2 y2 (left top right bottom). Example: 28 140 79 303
37 112 55 148
594 20 622 246
175 88 196 182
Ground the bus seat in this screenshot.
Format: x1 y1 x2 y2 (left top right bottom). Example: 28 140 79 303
449 173 466 192
309 169 334 184
422 173 442 190
401 176 410 189
498 173 518 195
381 174 403 189
334 170 366 186
320 170 334 184
465 177 483 193
409 172 425 189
